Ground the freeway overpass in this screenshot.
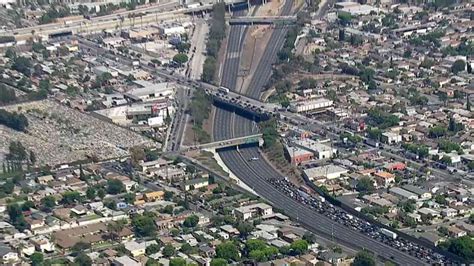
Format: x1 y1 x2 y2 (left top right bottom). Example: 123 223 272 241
77 37 280 119
183 134 263 151
229 15 297 25
1 0 250 41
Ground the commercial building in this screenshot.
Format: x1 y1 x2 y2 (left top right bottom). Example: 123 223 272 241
284 145 313 165
289 98 333 113
334 2 382 16
158 23 186 36
293 139 336 160
125 81 175 102
234 203 273 221
303 164 349 182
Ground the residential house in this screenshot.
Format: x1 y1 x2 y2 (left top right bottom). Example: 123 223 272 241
447 226 467 238
234 203 273 221
374 171 395 188
181 178 209 191
0 245 18 263
144 191 164 202
113 255 141 266
403 185 432 200
381 132 402 144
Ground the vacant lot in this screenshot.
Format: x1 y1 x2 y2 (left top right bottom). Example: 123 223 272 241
0 100 154 166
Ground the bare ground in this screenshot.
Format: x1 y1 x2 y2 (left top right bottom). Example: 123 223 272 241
237 0 287 94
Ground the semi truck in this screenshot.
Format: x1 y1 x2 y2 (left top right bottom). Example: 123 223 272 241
380 228 398 240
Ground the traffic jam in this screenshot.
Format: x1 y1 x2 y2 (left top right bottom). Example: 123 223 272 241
267 177 451 265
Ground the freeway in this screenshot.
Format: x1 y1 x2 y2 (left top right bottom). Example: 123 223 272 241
208 0 452 264
76 24 460 263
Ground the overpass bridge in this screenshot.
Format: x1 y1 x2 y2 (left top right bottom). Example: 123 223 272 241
77 37 281 121
183 134 263 151
1 0 250 41
229 15 297 25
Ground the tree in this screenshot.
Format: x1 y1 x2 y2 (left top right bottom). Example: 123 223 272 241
451 59 466 74
0 84 17 104
30 252 44 265
97 188 106 199
246 239 267 252
0 110 29 131
440 236 474 261
170 258 187 266
303 232 316 244
11 56 32 76
132 214 157 237
338 11 352 26
107 179 125 194
434 194 447 205
400 200 416 213
74 253 92 266
236 222 254 239
429 126 447 138
162 243 176 257
72 242 91 253
41 195 56 210
86 187 96 200
216 241 240 261
356 177 375 194
173 53 188 65
210 258 227 266
107 219 126 240
290 240 308 255
61 191 81 205
130 146 145 167
352 250 376 266
338 29 345 41
146 243 161 255
249 250 267 262
164 191 174 201
440 156 452 166
7 203 27 231
183 215 199 228
29 150 36 165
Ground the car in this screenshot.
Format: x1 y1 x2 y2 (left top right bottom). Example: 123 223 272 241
248 157 259 161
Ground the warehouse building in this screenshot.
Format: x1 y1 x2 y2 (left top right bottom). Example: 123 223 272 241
389 187 418 200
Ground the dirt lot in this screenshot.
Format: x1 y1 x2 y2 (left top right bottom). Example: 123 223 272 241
0 100 154 166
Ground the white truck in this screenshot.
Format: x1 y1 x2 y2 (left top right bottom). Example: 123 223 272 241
380 228 398 240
